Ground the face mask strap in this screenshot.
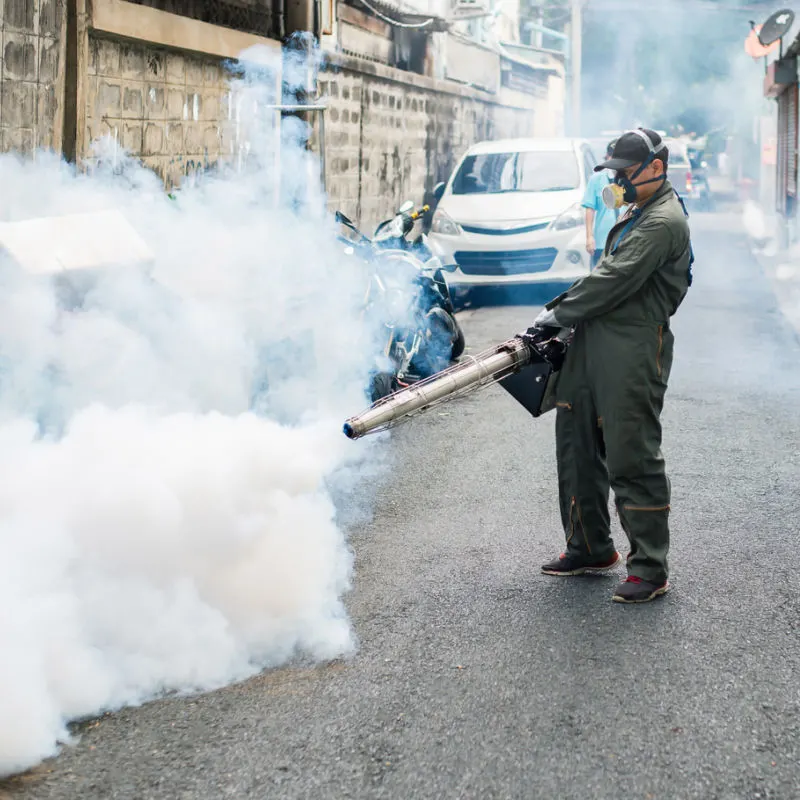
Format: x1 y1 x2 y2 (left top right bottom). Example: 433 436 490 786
627 129 667 181
614 131 668 200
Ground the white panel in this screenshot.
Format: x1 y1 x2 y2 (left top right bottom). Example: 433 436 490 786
0 210 155 275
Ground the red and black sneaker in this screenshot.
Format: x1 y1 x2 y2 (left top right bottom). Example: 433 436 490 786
541 551 621 576
612 576 670 603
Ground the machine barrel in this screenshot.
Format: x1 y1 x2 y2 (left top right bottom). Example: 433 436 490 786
343 337 533 440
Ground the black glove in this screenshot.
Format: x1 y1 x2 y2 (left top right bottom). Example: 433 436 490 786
519 324 560 346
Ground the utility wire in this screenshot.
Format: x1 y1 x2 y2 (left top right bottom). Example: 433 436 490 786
354 0 438 29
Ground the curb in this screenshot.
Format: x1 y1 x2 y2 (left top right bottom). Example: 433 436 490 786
746 235 800 337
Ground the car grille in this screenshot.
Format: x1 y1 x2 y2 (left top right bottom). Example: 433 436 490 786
454 248 558 276
460 221 551 236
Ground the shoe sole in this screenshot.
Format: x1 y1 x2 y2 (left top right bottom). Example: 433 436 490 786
612 582 671 604
541 553 621 577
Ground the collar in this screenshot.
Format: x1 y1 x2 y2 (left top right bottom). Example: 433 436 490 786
616 179 673 225
632 179 673 212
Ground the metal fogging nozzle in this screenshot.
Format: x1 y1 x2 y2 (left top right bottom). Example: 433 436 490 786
341 337 539 440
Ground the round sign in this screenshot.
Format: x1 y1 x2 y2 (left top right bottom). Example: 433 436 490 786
745 26 779 59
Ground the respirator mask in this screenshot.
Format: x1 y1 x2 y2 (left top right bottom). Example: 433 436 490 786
602 130 667 210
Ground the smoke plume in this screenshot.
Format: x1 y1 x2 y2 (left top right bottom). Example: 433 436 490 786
0 43 386 777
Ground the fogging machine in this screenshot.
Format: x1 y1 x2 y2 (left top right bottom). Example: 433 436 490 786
342 328 570 440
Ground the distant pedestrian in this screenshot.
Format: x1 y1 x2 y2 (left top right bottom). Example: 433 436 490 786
581 140 624 269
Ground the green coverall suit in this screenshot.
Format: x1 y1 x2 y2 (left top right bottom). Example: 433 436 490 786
544 180 692 584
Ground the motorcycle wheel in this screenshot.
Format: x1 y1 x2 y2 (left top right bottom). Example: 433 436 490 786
369 371 396 402
412 308 456 379
451 320 466 360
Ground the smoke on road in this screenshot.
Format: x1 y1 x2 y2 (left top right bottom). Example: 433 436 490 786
0 43 387 777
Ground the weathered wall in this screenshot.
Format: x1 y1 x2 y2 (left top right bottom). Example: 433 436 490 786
0 0 65 154
84 35 559 223
0 0 563 222
318 55 549 231
85 34 246 187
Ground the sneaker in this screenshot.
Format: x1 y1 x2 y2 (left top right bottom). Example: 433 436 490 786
541 551 621 576
612 576 670 603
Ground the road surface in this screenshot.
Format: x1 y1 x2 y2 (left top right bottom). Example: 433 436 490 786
4 208 800 800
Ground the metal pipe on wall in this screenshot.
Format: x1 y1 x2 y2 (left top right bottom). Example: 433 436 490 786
281 0 325 204
273 0 286 39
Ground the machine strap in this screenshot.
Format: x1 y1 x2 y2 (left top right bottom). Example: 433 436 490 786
611 189 695 288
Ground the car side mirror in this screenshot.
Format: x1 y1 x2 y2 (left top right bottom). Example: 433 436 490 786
433 182 446 202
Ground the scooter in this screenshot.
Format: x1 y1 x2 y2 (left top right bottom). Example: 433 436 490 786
372 200 464 355
336 207 464 401
688 150 714 212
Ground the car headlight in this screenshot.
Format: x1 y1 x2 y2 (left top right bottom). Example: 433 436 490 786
431 208 461 236
549 202 584 231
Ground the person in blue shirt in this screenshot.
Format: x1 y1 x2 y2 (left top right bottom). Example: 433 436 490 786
582 140 622 269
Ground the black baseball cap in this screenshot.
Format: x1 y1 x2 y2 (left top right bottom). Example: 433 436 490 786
595 128 666 171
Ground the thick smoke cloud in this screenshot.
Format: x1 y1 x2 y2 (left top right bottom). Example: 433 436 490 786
0 43 388 777
579 0 783 138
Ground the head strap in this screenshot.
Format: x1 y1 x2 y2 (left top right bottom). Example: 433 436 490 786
628 128 667 156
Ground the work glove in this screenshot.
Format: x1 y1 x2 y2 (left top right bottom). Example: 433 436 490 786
517 306 560 343
520 324 559 345
533 306 559 328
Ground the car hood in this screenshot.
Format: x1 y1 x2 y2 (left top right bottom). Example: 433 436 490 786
440 189 583 226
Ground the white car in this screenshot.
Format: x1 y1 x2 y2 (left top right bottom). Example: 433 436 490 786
427 137 598 291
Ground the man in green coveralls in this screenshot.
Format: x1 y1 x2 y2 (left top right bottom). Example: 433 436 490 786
531 129 693 604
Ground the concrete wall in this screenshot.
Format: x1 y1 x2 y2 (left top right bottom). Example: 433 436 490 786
85 34 241 187
318 54 558 230
0 0 564 223
0 0 65 154
83 0 284 187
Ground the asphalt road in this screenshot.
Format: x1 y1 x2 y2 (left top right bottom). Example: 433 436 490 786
4 208 800 800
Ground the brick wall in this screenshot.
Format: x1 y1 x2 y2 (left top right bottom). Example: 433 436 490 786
0 0 65 154
318 56 543 231
85 34 249 188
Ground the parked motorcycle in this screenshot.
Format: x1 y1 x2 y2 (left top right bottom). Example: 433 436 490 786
687 149 714 212
372 200 465 352
336 203 465 402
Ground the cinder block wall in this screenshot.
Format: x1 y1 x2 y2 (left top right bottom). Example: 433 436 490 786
318 57 537 231
0 0 65 154
85 34 240 188
83 40 540 220
1 10 547 221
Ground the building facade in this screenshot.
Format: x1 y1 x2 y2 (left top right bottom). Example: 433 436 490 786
1 0 566 227
762 32 800 246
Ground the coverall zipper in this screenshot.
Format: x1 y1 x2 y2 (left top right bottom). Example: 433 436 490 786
566 497 575 547
656 325 663 377
567 496 591 554
575 500 591 554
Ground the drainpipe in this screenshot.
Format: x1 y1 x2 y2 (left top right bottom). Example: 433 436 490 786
283 0 324 205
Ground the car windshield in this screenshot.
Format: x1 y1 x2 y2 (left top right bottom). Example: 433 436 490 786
451 150 580 195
